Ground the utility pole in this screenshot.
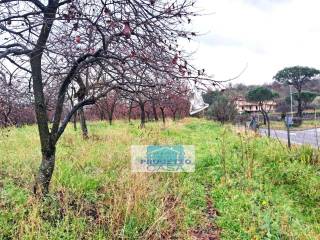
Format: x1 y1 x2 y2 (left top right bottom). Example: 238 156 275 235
315 108 319 150
289 85 293 118
285 85 293 149
285 114 291 149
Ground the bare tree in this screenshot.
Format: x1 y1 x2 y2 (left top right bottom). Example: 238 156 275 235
0 69 34 126
0 0 218 195
95 89 119 125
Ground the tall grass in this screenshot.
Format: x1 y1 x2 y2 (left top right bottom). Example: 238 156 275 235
0 119 319 239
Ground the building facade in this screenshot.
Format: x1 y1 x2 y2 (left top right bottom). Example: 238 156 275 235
234 97 277 114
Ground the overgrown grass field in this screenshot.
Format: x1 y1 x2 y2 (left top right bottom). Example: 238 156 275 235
0 119 319 239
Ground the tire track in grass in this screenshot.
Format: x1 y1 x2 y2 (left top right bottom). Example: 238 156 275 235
189 184 221 240
142 194 181 240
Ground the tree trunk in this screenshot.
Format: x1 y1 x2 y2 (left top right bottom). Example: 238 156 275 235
261 107 270 137
99 109 104 121
73 111 77 131
31 6 59 195
33 146 56 195
108 113 113 125
266 113 270 137
263 114 267 125
172 110 177 121
160 107 165 124
140 102 146 128
108 101 116 125
3 113 9 127
146 111 150 122
128 101 133 123
152 101 158 121
31 54 54 196
79 107 88 139
3 106 12 127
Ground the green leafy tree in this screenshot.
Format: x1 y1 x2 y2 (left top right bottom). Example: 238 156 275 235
292 91 318 110
202 91 222 106
274 66 320 117
246 87 278 137
204 91 237 124
312 96 320 109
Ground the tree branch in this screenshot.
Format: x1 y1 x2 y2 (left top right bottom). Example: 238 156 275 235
0 0 46 10
0 48 32 59
54 87 116 142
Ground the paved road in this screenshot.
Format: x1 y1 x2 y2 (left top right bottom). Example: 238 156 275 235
260 128 320 148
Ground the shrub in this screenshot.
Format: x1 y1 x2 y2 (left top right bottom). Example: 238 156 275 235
292 117 303 127
206 95 237 124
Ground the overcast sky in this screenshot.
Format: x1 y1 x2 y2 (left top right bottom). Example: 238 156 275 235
187 0 320 85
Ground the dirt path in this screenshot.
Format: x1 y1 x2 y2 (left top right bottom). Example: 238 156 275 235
189 184 221 240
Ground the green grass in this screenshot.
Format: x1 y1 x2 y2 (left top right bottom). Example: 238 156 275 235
0 118 319 239
267 119 320 131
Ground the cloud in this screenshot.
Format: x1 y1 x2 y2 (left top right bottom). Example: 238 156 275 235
186 0 320 85
242 0 290 10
